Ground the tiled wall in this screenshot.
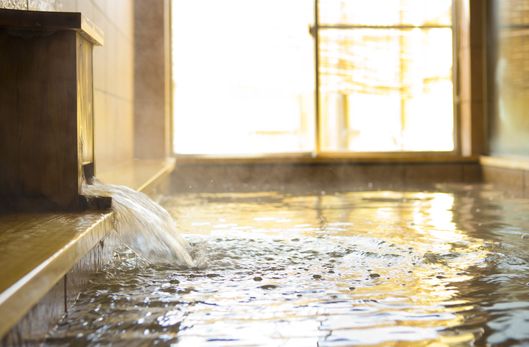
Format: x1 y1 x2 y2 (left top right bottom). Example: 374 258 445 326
489 0 529 157
0 0 135 172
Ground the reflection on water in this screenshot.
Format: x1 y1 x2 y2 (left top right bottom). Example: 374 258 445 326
46 186 529 346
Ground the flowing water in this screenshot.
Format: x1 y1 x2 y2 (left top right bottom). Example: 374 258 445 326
47 184 529 346
82 182 194 266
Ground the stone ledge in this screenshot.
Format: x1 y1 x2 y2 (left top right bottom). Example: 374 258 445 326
0 158 175 339
480 155 529 171
481 156 529 196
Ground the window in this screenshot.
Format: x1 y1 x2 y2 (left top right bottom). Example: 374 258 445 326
171 0 315 155
172 0 455 156
318 0 454 152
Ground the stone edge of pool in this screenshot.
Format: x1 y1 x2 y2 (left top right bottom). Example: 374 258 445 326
0 159 175 345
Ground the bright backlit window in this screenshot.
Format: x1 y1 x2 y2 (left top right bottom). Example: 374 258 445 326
319 0 454 152
172 0 455 155
171 0 315 155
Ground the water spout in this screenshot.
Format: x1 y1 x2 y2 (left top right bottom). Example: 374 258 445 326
82 181 194 267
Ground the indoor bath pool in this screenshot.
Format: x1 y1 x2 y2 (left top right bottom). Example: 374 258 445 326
46 185 529 346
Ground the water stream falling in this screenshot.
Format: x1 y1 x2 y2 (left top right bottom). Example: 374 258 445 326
82 181 195 267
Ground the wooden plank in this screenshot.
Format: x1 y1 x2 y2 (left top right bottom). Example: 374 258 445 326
0 8 81 30
77 33 94 166
0 30 80 210
0 9 103 45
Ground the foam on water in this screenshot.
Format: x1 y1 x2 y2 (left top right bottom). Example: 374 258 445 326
82 181 195 267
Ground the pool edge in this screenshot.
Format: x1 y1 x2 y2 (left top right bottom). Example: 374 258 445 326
0 159 175 344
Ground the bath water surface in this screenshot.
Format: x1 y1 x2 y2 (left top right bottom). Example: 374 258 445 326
47 185 529 346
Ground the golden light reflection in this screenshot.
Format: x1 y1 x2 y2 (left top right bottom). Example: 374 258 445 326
163 190 492 344
171 0 455 155
169 191 488 280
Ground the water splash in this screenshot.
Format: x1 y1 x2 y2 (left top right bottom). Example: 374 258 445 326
82 181 195 267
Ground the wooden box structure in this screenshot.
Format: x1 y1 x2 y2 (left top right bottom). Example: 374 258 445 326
0 9 108 211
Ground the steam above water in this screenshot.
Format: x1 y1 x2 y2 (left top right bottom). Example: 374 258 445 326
82 181 195 267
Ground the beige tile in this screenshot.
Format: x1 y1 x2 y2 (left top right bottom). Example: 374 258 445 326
123 41 134 101
113 0 133 39
116 34 129 100
104 0 132 39
76 0 95 22
104 0 119 23
93 90 108 171
104 27 119 96
101 96 122 170
92 19 107 91
91 0 104 12
89 3 106 32
57 0 76 11
117 100 134 161
106 96 120 163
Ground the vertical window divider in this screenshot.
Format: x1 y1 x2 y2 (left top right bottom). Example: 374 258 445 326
314 0 322 157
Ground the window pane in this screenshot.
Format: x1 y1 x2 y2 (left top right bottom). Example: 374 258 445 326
319 4 454 152
319 0 453 26
172 0 314 155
